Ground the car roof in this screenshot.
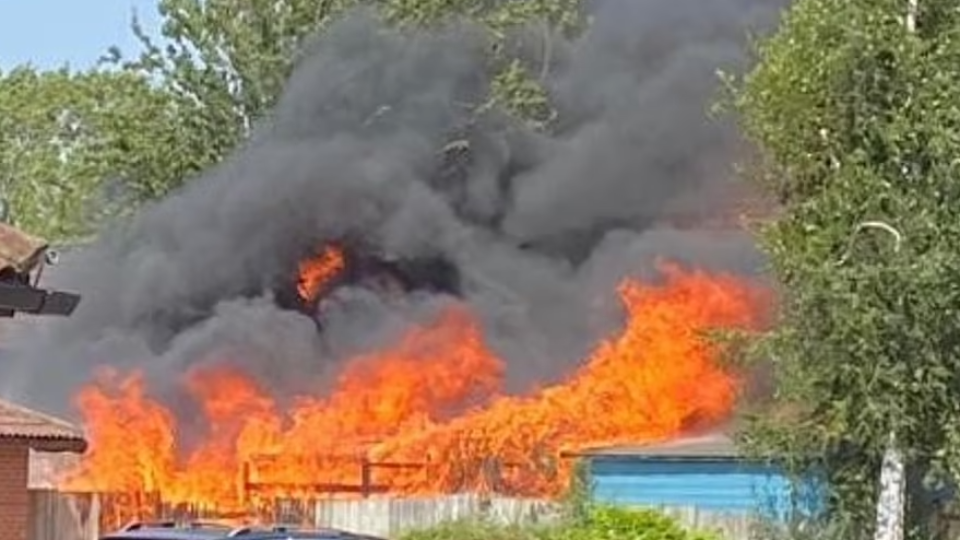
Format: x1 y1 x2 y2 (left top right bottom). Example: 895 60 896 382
100 524 383 540
215 531 371 540
100 531 233 540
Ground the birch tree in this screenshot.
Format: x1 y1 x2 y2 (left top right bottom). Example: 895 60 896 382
0 67 182 240
731 0 960 537
112 0 585 201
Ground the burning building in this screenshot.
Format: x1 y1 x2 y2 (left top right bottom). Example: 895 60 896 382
0 0 785 520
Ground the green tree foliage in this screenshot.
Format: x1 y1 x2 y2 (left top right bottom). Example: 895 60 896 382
731 0 960 535
113 0 359 199
0 67 184 240
114 0 584 200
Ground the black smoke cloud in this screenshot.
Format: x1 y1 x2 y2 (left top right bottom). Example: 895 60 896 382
0 0 784 417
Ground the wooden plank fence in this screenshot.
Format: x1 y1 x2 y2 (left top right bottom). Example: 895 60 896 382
27 490 757 540
29 489 100 540
313 493 564 536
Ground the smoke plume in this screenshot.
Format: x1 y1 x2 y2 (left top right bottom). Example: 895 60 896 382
0 0 784 416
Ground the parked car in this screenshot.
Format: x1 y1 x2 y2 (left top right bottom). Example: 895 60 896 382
99 521 388 540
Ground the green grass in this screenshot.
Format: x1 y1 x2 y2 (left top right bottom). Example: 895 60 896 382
398 505 723 540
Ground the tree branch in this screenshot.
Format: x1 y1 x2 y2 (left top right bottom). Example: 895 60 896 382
836 220 903 266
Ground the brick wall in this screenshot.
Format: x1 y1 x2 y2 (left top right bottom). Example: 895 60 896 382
0 442 30 540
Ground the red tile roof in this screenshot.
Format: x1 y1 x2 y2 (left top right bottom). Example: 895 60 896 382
0 399 86 453
0 222 48 274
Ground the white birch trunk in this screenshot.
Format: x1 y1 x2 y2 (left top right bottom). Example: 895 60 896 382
873 7 916 540
874 433 905 540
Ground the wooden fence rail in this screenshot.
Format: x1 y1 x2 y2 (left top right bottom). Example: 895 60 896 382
27 490 756 540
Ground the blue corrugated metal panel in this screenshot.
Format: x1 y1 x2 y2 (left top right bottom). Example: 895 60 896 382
588 458 813 519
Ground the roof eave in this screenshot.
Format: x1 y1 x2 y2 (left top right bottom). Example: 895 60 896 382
4 436 88 454
561 450 741 461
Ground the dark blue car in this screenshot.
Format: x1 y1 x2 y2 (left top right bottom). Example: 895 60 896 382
99 521 388 540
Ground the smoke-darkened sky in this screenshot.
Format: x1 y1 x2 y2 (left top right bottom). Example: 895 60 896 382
1 0 786 418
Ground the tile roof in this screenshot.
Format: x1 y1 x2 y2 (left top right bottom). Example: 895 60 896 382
0 399 86 453
565 432 740 460
0 222 48 274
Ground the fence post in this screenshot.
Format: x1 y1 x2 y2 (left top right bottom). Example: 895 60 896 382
239 462 250 508
91 493 101 540
361 459 372 498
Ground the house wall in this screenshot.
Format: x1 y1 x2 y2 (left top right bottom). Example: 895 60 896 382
587 457 813 520
0 441 30 540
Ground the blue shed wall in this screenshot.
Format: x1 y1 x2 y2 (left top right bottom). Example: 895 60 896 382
588 458 820 519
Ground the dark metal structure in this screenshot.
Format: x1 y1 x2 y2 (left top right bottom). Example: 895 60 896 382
0 222 80 317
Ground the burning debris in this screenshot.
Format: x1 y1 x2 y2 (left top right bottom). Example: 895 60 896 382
0 0 786 518
63 265 768 508
282 241 461 316
296 245 345 303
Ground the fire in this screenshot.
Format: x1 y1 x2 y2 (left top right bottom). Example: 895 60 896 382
297 245 345 302
63 263 767 514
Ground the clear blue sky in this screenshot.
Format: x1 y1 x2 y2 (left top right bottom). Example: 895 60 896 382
0 1 161 70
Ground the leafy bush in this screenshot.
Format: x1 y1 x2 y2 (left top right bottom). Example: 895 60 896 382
398 505 722 540
559 506 721 540
401 519 546 540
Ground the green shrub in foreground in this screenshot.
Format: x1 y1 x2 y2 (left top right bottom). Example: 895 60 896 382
400 520 545 540
565 506 721 540
399 505 721 540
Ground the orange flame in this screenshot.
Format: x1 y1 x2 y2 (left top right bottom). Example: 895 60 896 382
63 263 767 514
297 245 345 302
